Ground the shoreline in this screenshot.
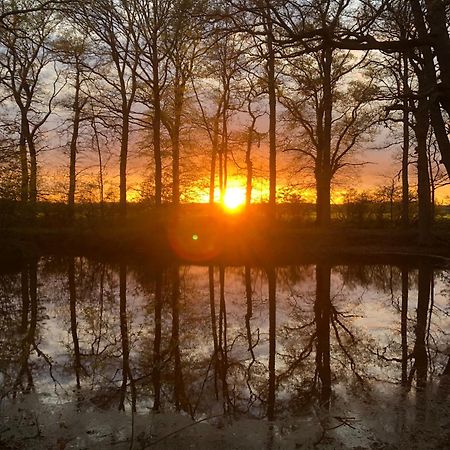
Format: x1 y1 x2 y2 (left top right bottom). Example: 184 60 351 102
2 225 450 268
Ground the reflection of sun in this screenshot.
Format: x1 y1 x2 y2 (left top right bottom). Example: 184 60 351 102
223 187 246 212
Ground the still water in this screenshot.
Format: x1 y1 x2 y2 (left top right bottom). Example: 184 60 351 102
0 257 449 449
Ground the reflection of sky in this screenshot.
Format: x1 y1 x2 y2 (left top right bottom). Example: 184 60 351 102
1 260 450 412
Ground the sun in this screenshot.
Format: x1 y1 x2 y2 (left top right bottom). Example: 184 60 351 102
223 187 246 212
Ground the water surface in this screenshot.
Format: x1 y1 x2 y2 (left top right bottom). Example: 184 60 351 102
0 257 449 449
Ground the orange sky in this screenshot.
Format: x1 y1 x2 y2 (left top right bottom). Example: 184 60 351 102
39 128 450 205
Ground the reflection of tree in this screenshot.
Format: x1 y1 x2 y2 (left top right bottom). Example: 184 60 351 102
119 263 136 411
339 264 394 292
1 259 449 441
152 268 163 411
13 261 38 394
335 264 418 295
410 266 432 389
62 260 123 407
278 264 373 412
327 264 449 391
169 265 188 412
0 275 20 397
49 258 144 409
440 270 450 383
218 266 230 411
93 264 106 379
244 266 258 397
374 265 448 390
76 260 123 405
315 265 331 407
401 267 409 386
209 265 219 399
68 258 82 390
276 265 315 291
1 259 57 398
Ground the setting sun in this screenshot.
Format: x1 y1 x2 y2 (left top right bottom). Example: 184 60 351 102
223 187 246 212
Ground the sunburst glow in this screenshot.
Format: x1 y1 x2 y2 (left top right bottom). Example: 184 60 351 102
223 187 246 212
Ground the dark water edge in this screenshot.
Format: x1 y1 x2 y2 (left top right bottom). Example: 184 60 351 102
2 225 450 270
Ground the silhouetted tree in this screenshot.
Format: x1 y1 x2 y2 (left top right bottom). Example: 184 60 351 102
0 3 62 204
161 0 205 204
280 49 379 225
74 0 139 215
53 32 92 217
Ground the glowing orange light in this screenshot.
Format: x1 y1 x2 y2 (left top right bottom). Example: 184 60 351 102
223 187 246 212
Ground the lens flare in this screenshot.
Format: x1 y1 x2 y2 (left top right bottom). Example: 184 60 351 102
168 216 221 262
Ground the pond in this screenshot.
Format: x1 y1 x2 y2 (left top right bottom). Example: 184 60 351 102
0 257 449 449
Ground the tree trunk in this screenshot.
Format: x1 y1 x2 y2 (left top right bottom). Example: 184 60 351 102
68 69 81 217
220 90 229 203
209 116 219 204
153 36 162 207
172 131 180 205
19 119 29 202
401 53 409 228
22 113 38 204
92 117 105 209
119 113 129 216
265 3 277 215
28 139 38 204
415 93 432 243
171 75 184 205
246 117 256 207
316 174 332 226
316 47 333 226
428 99 450 176
423 0 450 115
410 0 450 177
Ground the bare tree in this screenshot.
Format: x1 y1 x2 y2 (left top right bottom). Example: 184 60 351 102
153 0 205 205
280 49 379 225
409 0 450 180
242 80 266 207
375 0 414 228
192 28 246 203
218 0 282 212
0 0 73 23
0 2 62 204
74 0 139 215
53 32 92 217
133 0 177 206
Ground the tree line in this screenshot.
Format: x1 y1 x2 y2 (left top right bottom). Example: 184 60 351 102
0 0 449 234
